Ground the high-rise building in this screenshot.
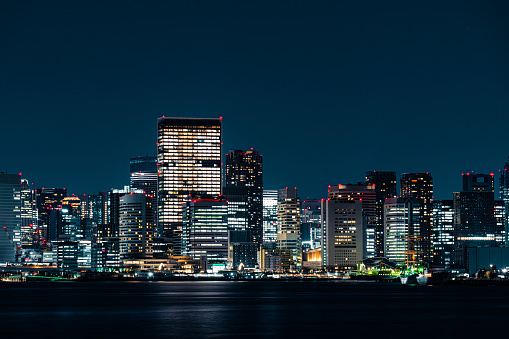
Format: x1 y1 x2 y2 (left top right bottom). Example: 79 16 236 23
181 196 228 271
225 149 263 244
157 117 222 249
500 158 509 245
454 173 501 265
494 200 505 245
384 197 421 264
400 173 433 265
87 194 104 226
119 193 154 260
277 187 301 270
301 200 322 250
35 187 67 241
321 198 363 270
130 155 158 229
365 171 397 257
432 200 455 267
327 183 376 258
60 197 82 241
224 186 248 232
263 190 278 245
0 173 21 263
106 186 144 238
20 179 35 247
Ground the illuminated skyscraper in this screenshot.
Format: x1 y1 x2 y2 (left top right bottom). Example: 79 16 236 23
20 179 35 247
327 183 376 258
157 117 222 248
365 171 397 257
454 173 501 265
321 198 363 270
119 193 154 260
0 173 21 263
35 187 67 241
277 187 301 270
384 197 421 264
225 149 263 244
60 197 82 241
432 200 455 267
130 155 158 229
400 173 433 265
301 200 321 250
263 190 278 245
181 196 228 271
500 158 509 245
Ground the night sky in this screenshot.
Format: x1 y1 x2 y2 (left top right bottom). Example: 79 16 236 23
1 1 508 200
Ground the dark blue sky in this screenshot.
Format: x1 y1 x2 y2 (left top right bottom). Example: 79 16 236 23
1 1 508 200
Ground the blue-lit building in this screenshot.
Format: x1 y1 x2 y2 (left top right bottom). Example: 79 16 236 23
384 197 421 265
454 173 502 266
263 190 278 245
119 193 154 260
225 149 263 244
181 196 228 272
432 200 455 267
0 173 21 263
500 158 509 245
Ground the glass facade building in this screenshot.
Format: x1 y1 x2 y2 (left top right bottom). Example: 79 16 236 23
500 158 509 245
0 173 21 263
263 190 278 245
384 197 421 264
119 193 154 260
181 197 228 270
130 155 158 231
276 187 301 270
432 200 455 267
225 149 263 244
20 179 34 247
365 171 397 257
157 117 222 249
400 173 433 265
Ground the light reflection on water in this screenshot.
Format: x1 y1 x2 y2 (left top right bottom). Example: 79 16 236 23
1 281 508 338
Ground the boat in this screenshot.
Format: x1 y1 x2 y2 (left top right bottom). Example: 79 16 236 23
400 273 428 285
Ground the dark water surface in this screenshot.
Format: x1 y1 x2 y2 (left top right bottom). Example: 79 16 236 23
1 280 508 338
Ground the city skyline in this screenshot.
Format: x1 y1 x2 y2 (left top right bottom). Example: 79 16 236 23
2 1 509 201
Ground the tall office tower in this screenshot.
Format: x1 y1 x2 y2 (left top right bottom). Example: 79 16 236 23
181 196 228 271
321 199 363 270
224 186 248 232
432 200 455 267
277 187 301 270
365 171 397 257
20 179 34 247
263 190 278 245
327 183 376 258
60 197 82 241
400 173 433 265
119 193 154 260
35 188 67 240
107 186 144 237
500 158 509 244
77 194 89 219
494 200 505 244
384 197 421 264
87 194 103 226
0 173 21 263
130 155 158 227
454 173 501 265
301 200 322 250
157 117 222 249
225 149 263 243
